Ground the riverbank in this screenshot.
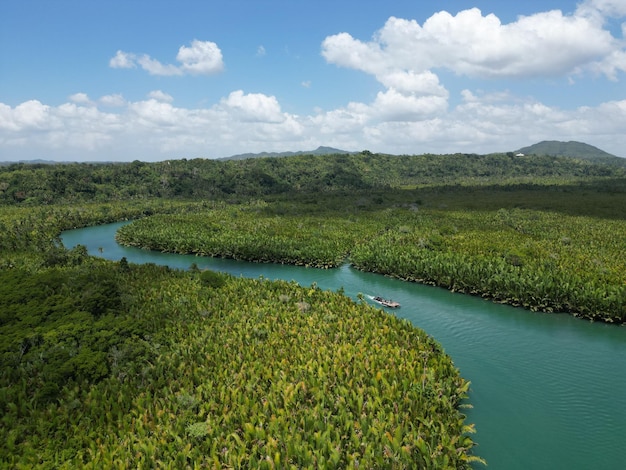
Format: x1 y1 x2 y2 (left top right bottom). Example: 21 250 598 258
115 197 626 323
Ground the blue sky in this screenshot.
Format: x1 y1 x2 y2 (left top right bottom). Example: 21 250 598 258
1 0 625 161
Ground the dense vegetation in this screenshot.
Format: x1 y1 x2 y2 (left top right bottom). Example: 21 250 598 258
115 201 381 269
0 250 480 468
115 187 626 322
2 150 626 466
1 151 624 204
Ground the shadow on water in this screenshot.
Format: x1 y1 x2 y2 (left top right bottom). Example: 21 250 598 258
61 221 626 470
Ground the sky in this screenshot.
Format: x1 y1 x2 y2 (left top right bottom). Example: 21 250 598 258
1 0 625 162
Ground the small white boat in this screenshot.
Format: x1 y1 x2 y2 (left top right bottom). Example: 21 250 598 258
371 296 400 308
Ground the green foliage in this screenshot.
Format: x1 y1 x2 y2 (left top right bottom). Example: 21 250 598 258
199 269 227 288
0 263 150 408
1 152 624 205
116 203 385 268
116 186 626 322
351 207 625 322
0 259 480 468
2 150 625 467
0 199 209 270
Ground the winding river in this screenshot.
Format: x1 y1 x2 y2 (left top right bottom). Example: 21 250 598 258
61 222 626 469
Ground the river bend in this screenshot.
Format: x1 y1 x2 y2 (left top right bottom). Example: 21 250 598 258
61 222 626 470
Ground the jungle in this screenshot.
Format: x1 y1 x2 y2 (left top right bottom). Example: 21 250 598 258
1 150 625 468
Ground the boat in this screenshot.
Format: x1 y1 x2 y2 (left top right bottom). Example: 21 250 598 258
371 296 400 308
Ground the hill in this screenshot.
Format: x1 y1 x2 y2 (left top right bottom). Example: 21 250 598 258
516 141 623 163
222 145 352 160
0 159 63 166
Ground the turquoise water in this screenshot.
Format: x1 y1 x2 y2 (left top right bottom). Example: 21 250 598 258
61 222 626 469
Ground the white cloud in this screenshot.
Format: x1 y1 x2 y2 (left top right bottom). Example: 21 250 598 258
0 100 54 131
322 8 625 80
257 45 266 57
321 32 384 76
109 40 224 76
219 90 285 123
378 70 448 97
587 48 626 79
136 54 182 76
0 100 121 153
577 0 626 19
314 5 626 157
372 89 448 121
128 99 182 127
109 50 136 69
176 40 224 75
0 90 625 161
69 93 94 105
148 90 174 103
99 94 126 107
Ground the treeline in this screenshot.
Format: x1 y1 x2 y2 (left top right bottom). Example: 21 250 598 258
1 151 624 205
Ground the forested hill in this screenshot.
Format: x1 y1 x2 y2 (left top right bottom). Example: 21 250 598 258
516 140 623 163
221 145 351 160
1 151 625 205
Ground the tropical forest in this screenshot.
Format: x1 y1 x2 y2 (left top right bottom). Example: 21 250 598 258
1 148 625 468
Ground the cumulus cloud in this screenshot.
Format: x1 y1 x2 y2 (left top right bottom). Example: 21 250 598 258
109 40 224 76
378 70 448 97
0 99 121 154
219 90 285 123
136 55 182 76
322 7 625 80
148 90 174 103
315 4 626 155
99 94 126 107
128 99 183 127
1 90 625 160
372 89 448 121
177 40 224 75
0 100 54 131
0 90 308 160
109 50 136 69
69 93 93 105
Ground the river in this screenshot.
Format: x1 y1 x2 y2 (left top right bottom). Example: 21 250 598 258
61 222 626 469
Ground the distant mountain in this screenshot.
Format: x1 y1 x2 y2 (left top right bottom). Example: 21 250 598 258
222 146 352 161
0 159 62 166
516 141 623 163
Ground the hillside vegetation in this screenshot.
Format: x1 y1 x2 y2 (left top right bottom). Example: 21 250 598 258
516 140 624 163
1 151 624 204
